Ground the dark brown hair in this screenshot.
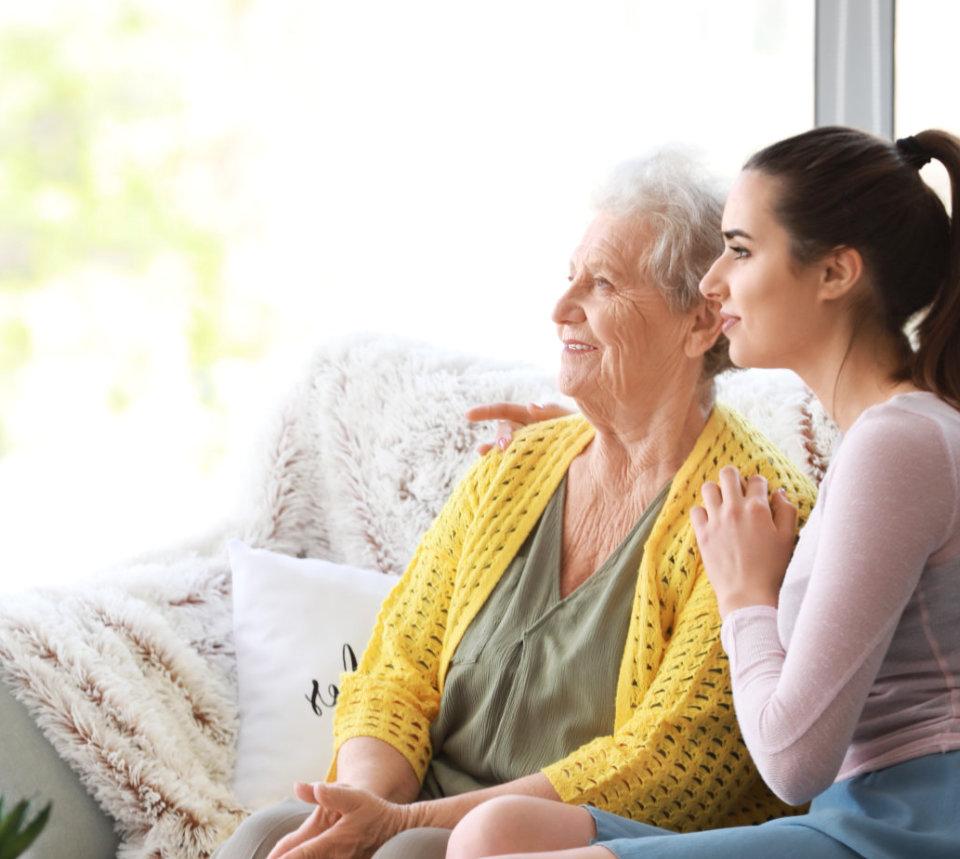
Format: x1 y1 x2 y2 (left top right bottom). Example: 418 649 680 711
745 126 960 406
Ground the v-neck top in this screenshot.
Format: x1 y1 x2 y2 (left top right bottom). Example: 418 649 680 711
421 475 670 797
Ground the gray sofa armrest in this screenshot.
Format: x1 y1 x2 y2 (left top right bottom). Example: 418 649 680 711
0 680 118 859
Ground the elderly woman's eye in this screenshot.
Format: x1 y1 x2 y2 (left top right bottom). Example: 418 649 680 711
594 277 612 289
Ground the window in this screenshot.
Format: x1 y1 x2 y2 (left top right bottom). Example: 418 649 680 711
0 1 815 589
895 0 959 203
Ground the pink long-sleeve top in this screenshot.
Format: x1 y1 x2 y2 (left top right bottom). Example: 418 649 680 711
721 392 960 806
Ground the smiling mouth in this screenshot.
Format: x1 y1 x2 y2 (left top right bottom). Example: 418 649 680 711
720 313 740 333
563 341 596 353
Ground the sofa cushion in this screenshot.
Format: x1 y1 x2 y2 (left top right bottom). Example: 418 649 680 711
229 541 396 809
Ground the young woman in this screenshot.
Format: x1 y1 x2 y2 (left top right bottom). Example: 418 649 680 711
444 126 960 859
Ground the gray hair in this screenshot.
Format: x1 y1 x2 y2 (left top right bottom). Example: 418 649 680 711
592 151 732 379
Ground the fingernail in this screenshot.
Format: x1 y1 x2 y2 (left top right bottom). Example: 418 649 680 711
498 437 508 450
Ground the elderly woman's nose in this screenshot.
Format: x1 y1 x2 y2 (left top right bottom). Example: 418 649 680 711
552 283 586 324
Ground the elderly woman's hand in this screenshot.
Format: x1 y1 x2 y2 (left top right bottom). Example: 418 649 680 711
466 402 573 455
266 783 416 859
691 466 798 619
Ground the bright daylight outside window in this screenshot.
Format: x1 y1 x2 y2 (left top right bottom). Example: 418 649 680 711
895 0 960 205
0 0 814 590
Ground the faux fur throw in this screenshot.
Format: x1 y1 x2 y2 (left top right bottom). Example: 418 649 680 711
0 335 835 858
0 559 242 858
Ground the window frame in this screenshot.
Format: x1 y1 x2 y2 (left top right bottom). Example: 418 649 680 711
815 0 895 137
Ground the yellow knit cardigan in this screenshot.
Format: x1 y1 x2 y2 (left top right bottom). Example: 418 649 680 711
333 404 817 831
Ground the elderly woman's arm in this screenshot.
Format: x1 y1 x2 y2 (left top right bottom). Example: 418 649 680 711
333 737 421 802
318 740 559 831
330 511 467 784
263 739 424 859
271 770 563 859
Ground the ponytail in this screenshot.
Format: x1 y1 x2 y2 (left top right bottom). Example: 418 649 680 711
910 130 960 408
745 126 960 408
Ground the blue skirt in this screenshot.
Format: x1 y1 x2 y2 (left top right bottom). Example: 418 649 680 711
589 751 960 859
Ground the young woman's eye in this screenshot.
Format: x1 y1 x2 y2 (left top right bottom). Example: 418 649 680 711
728 245 749 259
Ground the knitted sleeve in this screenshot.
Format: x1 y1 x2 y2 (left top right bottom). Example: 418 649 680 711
331 455 486 783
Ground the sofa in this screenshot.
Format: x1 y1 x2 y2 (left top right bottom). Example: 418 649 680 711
0 334 837 859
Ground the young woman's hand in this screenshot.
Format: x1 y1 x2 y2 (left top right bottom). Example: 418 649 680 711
465 402 572 455
690 466 798 619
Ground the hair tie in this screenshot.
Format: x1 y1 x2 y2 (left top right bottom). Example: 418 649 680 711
896 136 932 170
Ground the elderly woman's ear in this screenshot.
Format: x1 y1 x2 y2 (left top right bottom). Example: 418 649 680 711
683 298 724 360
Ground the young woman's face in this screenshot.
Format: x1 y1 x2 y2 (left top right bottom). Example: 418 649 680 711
699 170 824 370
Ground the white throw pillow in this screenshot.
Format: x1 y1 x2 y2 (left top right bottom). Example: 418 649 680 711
228 540 396 809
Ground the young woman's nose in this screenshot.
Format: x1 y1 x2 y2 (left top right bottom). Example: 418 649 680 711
699 256 727 301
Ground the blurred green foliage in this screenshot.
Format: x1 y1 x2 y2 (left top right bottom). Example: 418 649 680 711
0 319 31 371
0 3 229 398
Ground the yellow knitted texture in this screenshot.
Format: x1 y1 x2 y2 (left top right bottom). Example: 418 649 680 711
333 404 816 831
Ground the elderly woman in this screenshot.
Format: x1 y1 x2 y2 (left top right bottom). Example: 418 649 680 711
213 153 816 859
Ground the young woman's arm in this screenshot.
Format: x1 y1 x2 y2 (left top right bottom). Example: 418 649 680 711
722 406 958 804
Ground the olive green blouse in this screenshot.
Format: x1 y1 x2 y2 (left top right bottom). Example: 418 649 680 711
421 475 670 798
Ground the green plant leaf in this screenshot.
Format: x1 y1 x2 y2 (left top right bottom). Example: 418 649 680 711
0 799 28 850
0 799 51 859
1 805 51 859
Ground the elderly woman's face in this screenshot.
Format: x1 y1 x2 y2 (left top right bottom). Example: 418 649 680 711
553 213 704 411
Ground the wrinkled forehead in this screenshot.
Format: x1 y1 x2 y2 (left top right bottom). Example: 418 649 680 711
569 212 652 278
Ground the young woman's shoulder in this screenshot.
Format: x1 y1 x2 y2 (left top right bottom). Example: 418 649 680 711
836 392 960 506
824 393 960 557
850 391 960 457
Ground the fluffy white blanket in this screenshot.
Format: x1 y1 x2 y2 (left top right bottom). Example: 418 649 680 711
0 335 836 857
0 560 242 857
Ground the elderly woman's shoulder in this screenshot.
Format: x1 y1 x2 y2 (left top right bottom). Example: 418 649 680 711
474 413 594 476
710 402 819 500
507 412 594 450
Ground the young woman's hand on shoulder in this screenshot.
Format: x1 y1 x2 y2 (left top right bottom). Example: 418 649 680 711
691 467 798 619
466 402 573 455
